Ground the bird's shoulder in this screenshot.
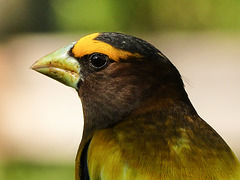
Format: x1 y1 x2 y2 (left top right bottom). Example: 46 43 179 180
87 113 240 180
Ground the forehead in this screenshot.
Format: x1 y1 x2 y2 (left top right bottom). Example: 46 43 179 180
72 33 142 61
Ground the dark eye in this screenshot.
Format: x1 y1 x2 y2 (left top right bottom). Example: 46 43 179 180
90 53 109 69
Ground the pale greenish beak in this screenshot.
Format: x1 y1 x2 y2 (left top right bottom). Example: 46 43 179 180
31 42 81 89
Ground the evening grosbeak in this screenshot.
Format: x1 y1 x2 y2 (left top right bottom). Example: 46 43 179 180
31 32 240 180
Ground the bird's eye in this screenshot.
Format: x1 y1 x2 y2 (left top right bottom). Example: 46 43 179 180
90 53 109 69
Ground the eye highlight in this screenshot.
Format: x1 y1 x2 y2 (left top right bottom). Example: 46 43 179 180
89 53 109 69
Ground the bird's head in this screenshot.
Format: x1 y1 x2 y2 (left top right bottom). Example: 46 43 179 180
31 32 190 130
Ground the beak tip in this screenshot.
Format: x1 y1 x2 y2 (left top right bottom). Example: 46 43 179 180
30 61 40 71
30 64 34 70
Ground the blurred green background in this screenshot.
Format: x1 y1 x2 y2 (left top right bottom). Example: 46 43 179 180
2 0 240 38
0 0 240 179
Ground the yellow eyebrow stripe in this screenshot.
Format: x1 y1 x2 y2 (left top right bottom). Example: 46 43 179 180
72 33 142 61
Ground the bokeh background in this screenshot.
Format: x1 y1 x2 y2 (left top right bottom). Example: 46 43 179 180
0 0 240 179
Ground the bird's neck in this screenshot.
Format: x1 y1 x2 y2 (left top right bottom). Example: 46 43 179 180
133 82 196 116
81 80 196 139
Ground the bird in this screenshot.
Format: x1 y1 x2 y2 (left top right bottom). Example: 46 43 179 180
31 32 240 180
